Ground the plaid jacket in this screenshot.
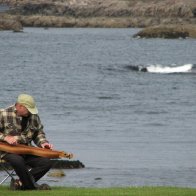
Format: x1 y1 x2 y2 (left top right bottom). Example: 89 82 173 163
0 105 49 158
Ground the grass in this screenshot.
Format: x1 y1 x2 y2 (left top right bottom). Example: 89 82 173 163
0 186 196 196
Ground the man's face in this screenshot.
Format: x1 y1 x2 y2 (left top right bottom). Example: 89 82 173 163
16 103 30 117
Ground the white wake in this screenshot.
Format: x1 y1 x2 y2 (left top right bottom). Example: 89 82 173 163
146 64 193 73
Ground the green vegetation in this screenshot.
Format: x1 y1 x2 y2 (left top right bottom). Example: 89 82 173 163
0 186 196 196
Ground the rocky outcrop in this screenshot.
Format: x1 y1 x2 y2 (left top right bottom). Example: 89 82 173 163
0 14 23 31
47 169 66 177
51 160 85 169
0 159 85 170
133 24 196 39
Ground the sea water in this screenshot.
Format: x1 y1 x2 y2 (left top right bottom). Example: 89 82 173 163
0 28 196 187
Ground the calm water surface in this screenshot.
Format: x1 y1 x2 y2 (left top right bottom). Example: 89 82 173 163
0 28 196 187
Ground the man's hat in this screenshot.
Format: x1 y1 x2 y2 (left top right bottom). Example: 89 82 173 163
17 94 38 114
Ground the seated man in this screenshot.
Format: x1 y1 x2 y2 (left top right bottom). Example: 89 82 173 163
0 94 53 190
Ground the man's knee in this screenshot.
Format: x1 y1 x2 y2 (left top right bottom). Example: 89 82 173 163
4 154 25 168
40 158 53 169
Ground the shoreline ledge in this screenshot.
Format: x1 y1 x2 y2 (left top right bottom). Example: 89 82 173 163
0 159 85 170
0 15 23 32
133 24 196 39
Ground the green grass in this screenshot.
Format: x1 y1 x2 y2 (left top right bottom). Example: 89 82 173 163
0 186 196 196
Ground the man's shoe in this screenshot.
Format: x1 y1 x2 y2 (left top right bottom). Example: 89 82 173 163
36 183 51 190
10 179 22 190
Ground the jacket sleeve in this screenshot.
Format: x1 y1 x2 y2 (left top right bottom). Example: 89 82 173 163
32 115 49 147
0 110 6 141
14 133 29 144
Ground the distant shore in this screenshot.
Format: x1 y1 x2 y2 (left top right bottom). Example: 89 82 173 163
0 0 196 38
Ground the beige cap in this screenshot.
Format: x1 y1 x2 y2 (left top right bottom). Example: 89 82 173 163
17 94 38 114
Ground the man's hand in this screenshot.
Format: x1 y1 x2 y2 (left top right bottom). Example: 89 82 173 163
41 143 53 150
4 135 18 145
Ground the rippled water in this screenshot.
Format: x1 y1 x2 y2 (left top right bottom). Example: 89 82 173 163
0 28 196 187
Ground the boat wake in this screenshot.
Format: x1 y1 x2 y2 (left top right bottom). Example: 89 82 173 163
125 64 195 74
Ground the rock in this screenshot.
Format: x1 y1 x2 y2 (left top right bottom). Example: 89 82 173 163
0 15 23 31
133 25 196 39
51 160 85 169
94 177 102 180
47 169 65 177
0 159 85 170
192 8 196 17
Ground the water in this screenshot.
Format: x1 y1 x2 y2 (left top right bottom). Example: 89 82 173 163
0 28 196 187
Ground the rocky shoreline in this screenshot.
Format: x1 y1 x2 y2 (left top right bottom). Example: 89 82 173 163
133 24 196 39
0 0 196 38
0 159 85 170
0 14 23 32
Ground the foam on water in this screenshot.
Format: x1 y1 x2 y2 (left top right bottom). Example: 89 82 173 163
146 64 193 73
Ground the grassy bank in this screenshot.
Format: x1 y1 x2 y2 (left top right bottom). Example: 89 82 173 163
2 0 196 18
0 186 196 196
0 0 196 29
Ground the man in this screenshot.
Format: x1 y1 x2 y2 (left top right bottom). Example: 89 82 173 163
0 94 53 190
